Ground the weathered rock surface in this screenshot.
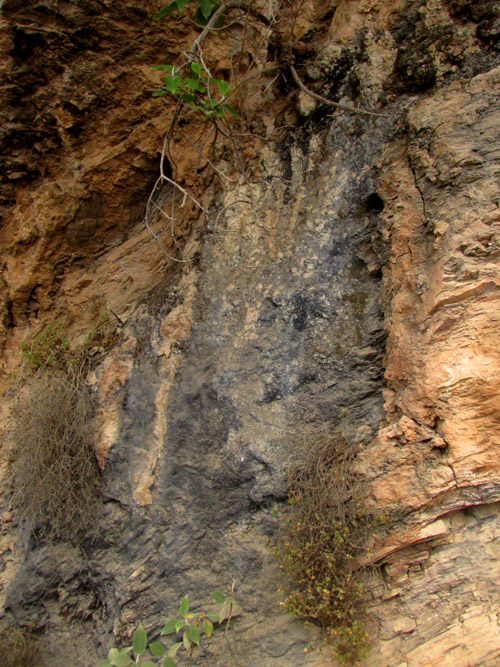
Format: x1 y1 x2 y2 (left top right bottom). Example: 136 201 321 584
1 0 500 665
361 61 500 666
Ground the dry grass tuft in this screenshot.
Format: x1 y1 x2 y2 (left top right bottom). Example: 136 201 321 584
0 624 40 667
10 371 101 542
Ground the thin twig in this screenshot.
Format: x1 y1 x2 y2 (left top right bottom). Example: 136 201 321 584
164 97 185 179
209 582 235 663
160 174 206 211
227 64 280 98
189 1 273 61
213 198 252 231
287 0 306 41
143 177 196 263
219 115 258 218
290 65 387 118
145 0 281 264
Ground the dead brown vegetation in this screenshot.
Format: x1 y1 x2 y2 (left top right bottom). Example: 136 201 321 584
0 623 40 667
10 371 101 542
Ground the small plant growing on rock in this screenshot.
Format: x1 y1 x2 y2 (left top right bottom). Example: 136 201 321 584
21 323 70 373
277 434 371 664
152 62 240 121
98 590 236 666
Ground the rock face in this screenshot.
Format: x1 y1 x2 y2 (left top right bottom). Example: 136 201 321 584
362 62 500 666
1 0 500 665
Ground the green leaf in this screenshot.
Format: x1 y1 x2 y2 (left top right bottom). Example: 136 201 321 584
195 6 210 25
198 0 217 19
206 611 220 623
185 624 200 646
162 658 175 667
154 2 178 19
176 0 191 9
203 619 214 638
211 591 226 604
224 104 241 119
191 62 202 75
184 78 203 92
110 654 133 667
97 661 112 667
167 642 183 658
165 75 181 94
216 79 230 97
225 596 236 604
182 93 195 103
203 98 220 108
133 624 148 655
180 594 189 618
152 90 168 97
149 642 166 657
139 662 157 667
161 619 178 635
151 64 174 72
219 606 228 623
108 649 119 660
174 619 185 632
182 630 192 650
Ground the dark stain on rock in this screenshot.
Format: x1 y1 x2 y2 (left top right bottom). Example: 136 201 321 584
390 0 500 95
393 41 437 93
447 0 499 23
260 380 283 404
390 2 424 44
477 16 500 48
292 293 308 331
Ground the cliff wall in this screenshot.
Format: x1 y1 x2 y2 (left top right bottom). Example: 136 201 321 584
0 0 499 665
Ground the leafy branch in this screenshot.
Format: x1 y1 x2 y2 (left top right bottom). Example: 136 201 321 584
144 0 386 266
97 590 236 667
152 61 240 121
142 0 279 265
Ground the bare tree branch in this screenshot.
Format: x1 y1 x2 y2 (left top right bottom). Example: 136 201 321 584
290 65 387 118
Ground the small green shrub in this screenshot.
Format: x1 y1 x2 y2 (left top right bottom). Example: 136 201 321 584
21 323 70 373
0 623 40 667
22 316 117 379
98 590 236 666
277 434 371 664
151 62 239 121
10 371 100 542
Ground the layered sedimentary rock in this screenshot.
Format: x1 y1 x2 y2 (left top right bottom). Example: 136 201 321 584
362 62 500 667
0 0 499 665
